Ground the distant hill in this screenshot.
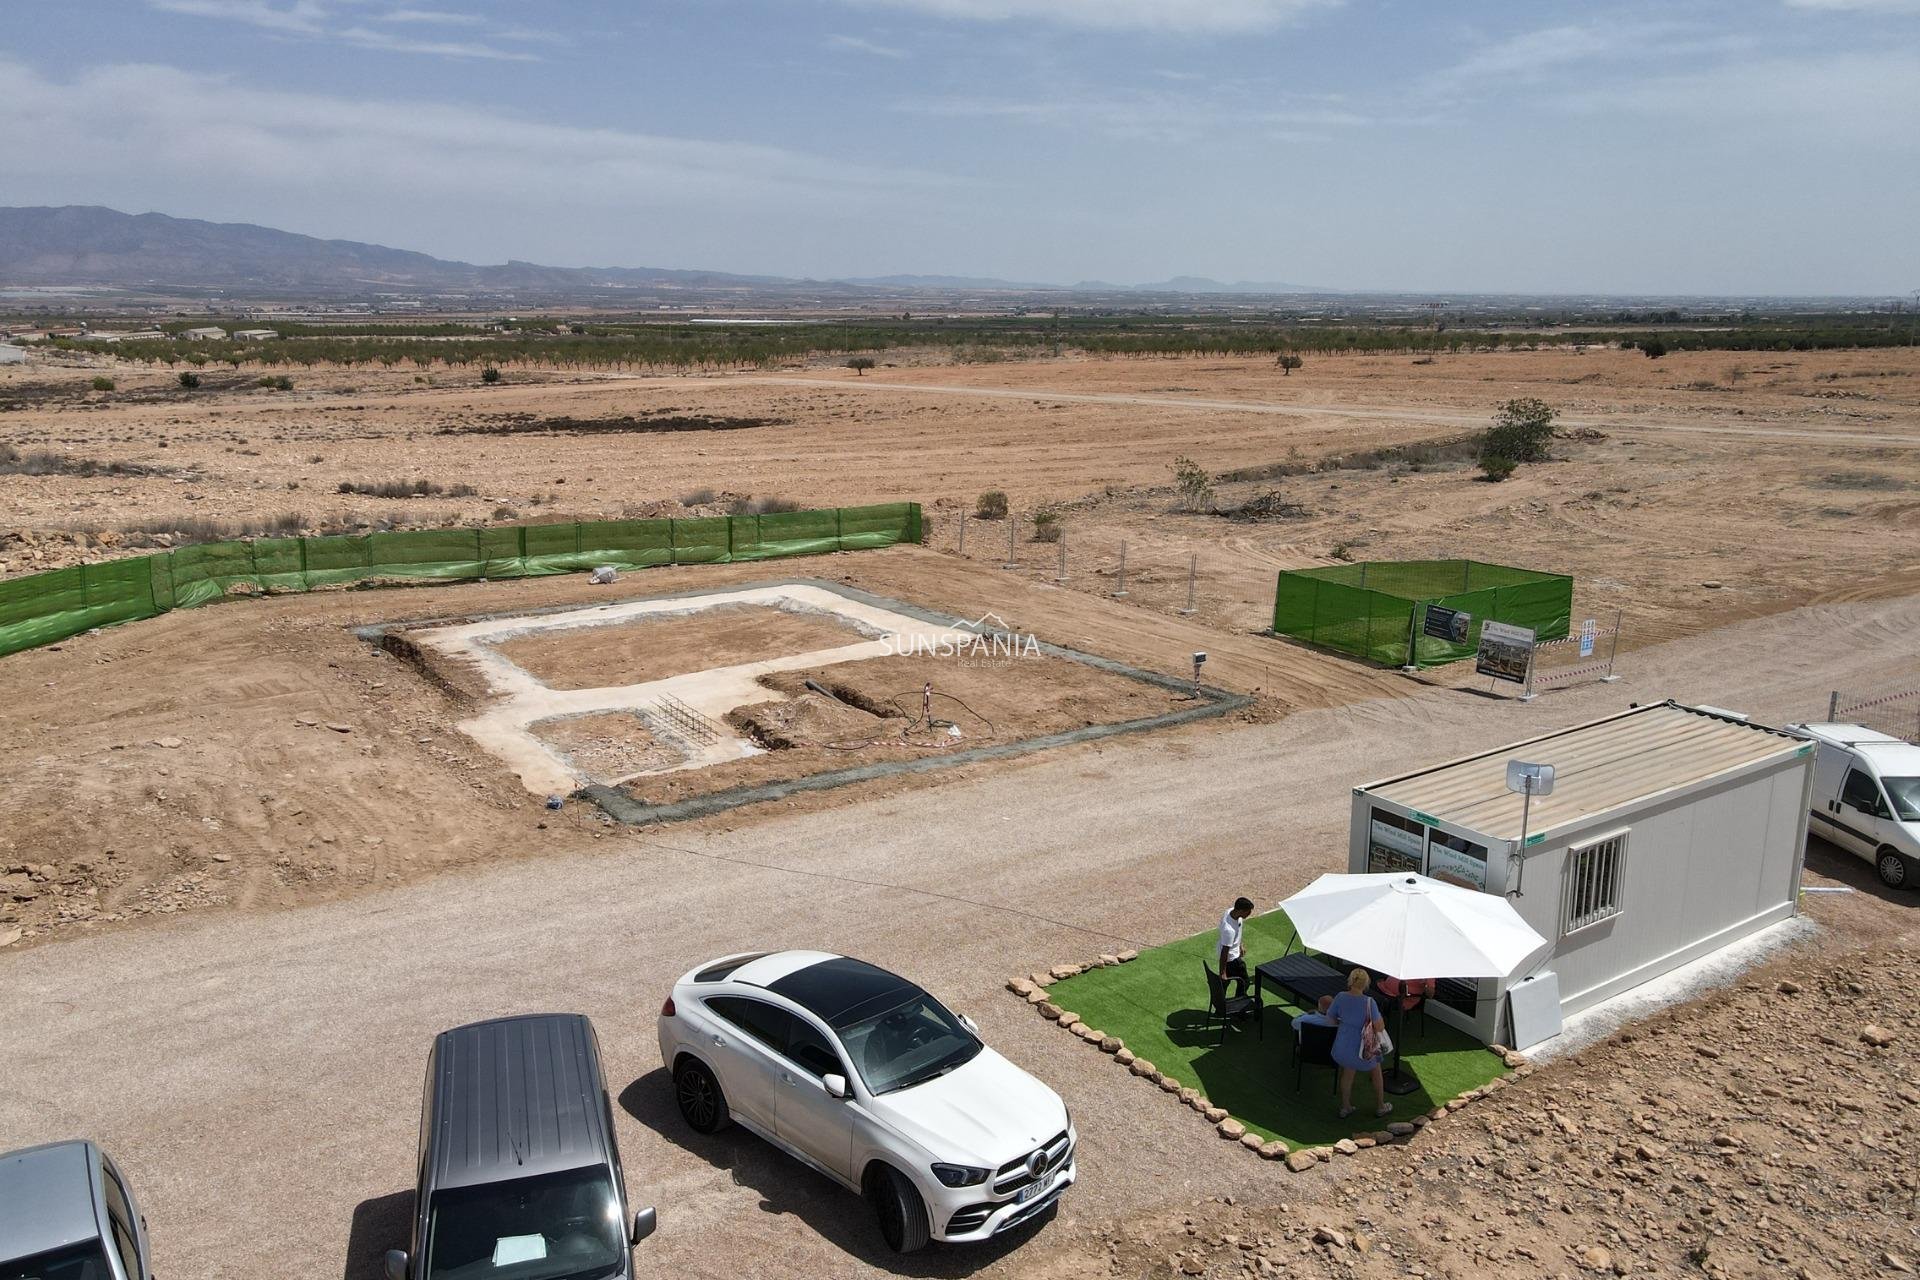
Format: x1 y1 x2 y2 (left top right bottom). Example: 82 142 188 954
0 206 798 295
0 205 1332 300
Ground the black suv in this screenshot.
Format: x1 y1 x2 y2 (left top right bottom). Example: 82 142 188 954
386 1014 656 1280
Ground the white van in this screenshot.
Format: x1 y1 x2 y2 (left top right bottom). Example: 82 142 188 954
1788 723 1920 889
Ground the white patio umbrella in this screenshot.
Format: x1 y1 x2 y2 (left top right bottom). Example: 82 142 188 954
1279 872 1547 980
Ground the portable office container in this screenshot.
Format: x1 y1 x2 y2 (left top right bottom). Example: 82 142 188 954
1348 701 1814 1046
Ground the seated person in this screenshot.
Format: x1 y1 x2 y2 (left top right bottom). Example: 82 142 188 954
1377 976 1435 1011
1291 994 1335 1031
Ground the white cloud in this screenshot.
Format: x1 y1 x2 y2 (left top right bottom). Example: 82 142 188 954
844 0 1338 34
827 33 910 58
147 0 327 34
0 60 952 215
146 0 537 59
335 25 539 60
376 7 486 24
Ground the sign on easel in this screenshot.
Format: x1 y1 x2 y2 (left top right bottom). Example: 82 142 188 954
1476 620 1536 684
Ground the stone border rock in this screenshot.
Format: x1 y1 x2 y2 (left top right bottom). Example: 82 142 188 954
1007 953 1530 1170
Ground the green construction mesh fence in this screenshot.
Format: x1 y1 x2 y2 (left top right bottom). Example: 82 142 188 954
0 502 923 660
1271 559 1572 668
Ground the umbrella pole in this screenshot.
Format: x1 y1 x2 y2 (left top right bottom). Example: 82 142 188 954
1384 998 1419 1095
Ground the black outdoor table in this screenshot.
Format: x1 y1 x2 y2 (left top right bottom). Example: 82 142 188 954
1254 953 1421 1095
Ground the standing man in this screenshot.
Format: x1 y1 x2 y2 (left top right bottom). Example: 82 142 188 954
1218 896 1255 998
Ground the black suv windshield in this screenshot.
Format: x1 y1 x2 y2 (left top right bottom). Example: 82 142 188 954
1885 776 1920 822
426 1166 624 1280
837 992 982 1095
0 1242 115 1280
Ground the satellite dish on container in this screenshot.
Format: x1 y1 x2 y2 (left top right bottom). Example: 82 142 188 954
1504 761 1555 898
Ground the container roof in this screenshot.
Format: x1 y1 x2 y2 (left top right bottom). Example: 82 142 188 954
1362 702 1807 842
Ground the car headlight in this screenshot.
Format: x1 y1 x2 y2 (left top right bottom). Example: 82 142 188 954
931 1163 991 1188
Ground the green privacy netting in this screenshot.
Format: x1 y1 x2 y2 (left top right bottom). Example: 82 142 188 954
1271 559 1571 668
0 502 923 659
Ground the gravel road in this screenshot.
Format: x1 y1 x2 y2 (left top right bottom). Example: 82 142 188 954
1 593 1914 1280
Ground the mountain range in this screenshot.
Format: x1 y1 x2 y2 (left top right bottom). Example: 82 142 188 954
0 206 1330 299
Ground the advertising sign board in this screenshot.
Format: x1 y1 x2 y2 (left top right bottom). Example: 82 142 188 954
1423 604 1472 644
1476 620 1536 684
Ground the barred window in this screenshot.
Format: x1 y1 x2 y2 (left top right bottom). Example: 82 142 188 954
1562 831 1627 935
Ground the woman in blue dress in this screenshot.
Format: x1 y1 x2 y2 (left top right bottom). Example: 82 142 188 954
1329 967 1394 1120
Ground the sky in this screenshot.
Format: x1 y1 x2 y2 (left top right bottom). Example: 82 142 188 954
4 0 1918 295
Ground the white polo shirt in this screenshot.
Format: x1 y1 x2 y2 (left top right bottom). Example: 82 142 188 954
1218 909 1244 963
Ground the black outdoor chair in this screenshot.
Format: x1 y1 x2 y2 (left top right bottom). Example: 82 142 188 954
1292 1019 1339 1093
1202 964 1261 1045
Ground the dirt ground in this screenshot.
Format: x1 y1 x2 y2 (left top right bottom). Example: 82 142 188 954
0 592 1914 1280
1 347 1918 1278
490 602 874 690
618 649 1185 807
6 346 1918 660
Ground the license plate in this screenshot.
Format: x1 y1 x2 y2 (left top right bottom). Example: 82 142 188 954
1016 1172 1052 1204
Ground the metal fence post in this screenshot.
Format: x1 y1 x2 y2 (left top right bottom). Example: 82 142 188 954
1519 643 1539 702
1056 529 1068 582
1400 607 1419 673
957 511 966 555
1601 608 1622 683
1180 554 1197 615
1828 690 1839 720
1002 512 1017 569
1112 541 1128 598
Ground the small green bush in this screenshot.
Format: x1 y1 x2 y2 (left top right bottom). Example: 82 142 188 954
1479 455 1517 482
177 371 200 389
846 356 877 375
91 376 115 392
481 366 501 384
1031 507 1062 542
975 490 1009 520
1172 455 1214 511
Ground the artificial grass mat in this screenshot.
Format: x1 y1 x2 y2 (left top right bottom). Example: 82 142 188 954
1043 911 1508 1150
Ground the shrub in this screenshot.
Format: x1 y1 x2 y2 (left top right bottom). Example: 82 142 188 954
725 495 801 515
481 366 501 384
678 487 717 506
1479 455 1517 482
1640 338 1668 359
1480 397 1556 468
1172 455 1214 511
338 477 445 498
1275 353 1303 376
975 490 1009 520
177 371 200 389
91 376 115 392
846 357 877 375
1031 507 1062 542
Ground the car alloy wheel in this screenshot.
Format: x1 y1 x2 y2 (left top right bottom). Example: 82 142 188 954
675 1061 727 1133
1878 849 1910 889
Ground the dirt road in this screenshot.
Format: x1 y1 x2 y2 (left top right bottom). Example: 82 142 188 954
2 592 1914 1280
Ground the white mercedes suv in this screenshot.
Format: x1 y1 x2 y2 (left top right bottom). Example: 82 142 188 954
657 950 1075 1252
